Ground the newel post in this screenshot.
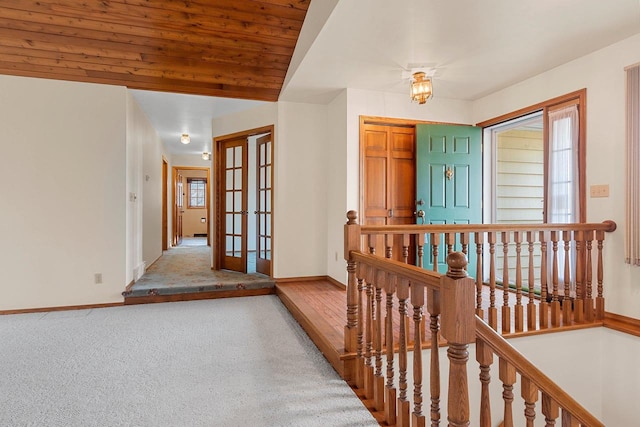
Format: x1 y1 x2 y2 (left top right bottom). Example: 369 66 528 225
440 252 476 427
344 210 361 385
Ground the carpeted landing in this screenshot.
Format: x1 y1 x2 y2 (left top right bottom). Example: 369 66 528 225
125 239 274 299
0 296 378 426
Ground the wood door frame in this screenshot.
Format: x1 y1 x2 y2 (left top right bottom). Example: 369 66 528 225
162 156 168 251
476 88 587 222
172 166 212 247
213 125 275 276
358 115 469 221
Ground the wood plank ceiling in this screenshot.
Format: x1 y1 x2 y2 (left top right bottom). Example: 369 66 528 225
0 0 311 101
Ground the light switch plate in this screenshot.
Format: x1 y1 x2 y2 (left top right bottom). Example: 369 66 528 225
590 184 609 198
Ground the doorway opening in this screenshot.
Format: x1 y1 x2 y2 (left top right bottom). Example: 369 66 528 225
214 125 274 276
172 166 211 248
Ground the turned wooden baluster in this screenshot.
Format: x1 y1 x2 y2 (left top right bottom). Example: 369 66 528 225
442 253 475 427
596 230 605 320
500 358 516 427
402 233 410 264
514 231 524 332
374 269 385 411
397 278 411 427
431 233 441 272
428 289 441 427
542 393 559 426
386 234 393 259
356 263 367 389
460 232 470 267
526 231 537 331
417 233 426 268
574 230 585 323
446 232 456 257
521 377 539 427
412 283 426 427
368 234 376 255
344 211 360 385
562 409 579 427
550 231 561 327
384 274 397 426
501 231 511 334
539 231 550 329
476 339 493 427
585 230 595 322
475 232 484 319
562 230 572 326
488 232 498 330
364 264 375 398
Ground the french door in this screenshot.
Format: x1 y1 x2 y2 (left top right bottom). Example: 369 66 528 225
221 138 248 272
216 126 274 275
255 134 272 275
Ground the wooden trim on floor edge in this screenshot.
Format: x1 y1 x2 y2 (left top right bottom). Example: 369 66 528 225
275 286 345 377
145 254 162 271
124 280 135 293
604 311 640 337
124 287 275 305
276 275 345 289
0 302 124 315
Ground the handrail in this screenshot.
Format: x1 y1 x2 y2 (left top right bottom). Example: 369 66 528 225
350 251 441 287
344 210 613 426
361 220 617 234
475 316 604 426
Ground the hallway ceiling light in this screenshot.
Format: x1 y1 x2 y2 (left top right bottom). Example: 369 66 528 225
410 71 433 104
180 133 190 144
202 152 211 160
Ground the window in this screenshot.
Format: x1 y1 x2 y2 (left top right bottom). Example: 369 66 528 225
480 90 586 295
188 178 206 208
482 90 586 225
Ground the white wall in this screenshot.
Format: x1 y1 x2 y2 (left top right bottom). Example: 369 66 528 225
0 75 127 310
126 92 168 279
508 327 638 425
275 102 329 278
472 33 640 318
326 90 349 281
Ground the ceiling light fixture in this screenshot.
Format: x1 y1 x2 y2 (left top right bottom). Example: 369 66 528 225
410 71 433 104
180 133 190 144
202 152 211 161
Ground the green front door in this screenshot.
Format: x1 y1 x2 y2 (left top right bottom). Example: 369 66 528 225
416 124 482 273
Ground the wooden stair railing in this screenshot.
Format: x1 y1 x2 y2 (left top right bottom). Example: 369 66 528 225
343 211 610 426
354 213 616 335
475 317 604 426
345 244 475 425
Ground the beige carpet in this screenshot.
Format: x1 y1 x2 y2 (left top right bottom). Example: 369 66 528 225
0 296 378 426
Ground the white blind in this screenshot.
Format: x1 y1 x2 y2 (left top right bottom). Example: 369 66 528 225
626 65 640 265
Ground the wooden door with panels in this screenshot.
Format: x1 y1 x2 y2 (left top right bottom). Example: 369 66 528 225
361 120 416 262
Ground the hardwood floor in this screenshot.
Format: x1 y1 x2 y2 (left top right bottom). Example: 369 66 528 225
276 278 602 378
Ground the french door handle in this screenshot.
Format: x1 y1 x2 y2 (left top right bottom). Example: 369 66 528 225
388 209 393 218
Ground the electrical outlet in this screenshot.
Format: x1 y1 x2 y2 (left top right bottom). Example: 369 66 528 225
590 184 609 198
94 273 103 284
